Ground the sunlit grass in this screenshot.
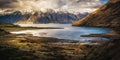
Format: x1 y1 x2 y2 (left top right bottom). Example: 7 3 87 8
0 23 91 60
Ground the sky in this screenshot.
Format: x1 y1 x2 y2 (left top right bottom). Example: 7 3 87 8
0 0 109 14
101 0 108 3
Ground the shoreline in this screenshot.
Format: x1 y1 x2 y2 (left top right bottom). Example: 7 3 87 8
0 23 119 60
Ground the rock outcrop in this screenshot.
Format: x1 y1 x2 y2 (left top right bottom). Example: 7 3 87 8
72 0 120 28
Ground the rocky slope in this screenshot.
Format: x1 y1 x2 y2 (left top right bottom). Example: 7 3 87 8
0 10 88 24
81 39 120 60
72 0 120 28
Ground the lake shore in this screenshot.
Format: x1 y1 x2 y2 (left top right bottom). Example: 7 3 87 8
1 23 119 60
0 23 109 60
0 29 97 60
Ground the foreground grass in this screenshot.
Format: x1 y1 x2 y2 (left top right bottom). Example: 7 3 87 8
0 23 86 60
0 33 91 60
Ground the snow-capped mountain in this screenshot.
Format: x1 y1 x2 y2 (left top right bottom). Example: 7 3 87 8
0 10 88 24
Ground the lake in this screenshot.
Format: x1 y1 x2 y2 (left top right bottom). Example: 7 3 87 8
11 24 110 41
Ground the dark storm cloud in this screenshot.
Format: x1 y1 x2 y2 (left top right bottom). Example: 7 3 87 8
0 0 19 8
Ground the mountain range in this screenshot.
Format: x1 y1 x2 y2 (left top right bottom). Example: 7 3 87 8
0 9 88 24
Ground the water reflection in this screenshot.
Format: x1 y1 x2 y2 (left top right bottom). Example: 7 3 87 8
11 24 110 40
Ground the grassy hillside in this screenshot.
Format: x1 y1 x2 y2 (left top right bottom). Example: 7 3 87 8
81 39 120 60
72 0 120 28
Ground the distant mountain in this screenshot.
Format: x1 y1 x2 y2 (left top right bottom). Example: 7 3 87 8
0 10 88 24
72 0 120 28
0 11 23 23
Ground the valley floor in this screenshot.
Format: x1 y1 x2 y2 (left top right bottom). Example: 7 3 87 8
0 23 119 60
0 23 92 60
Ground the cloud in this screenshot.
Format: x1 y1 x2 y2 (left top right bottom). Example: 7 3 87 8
0 0 19 8
0 0 106 14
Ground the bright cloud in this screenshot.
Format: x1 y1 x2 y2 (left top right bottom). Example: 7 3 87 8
0 0 107 14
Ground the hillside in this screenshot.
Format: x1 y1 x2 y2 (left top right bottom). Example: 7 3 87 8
80 39 120 60
0 29 10 35
72 0 120 59
72 0 120 28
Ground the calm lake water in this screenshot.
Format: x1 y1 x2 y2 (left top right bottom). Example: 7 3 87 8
11 24 110 41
